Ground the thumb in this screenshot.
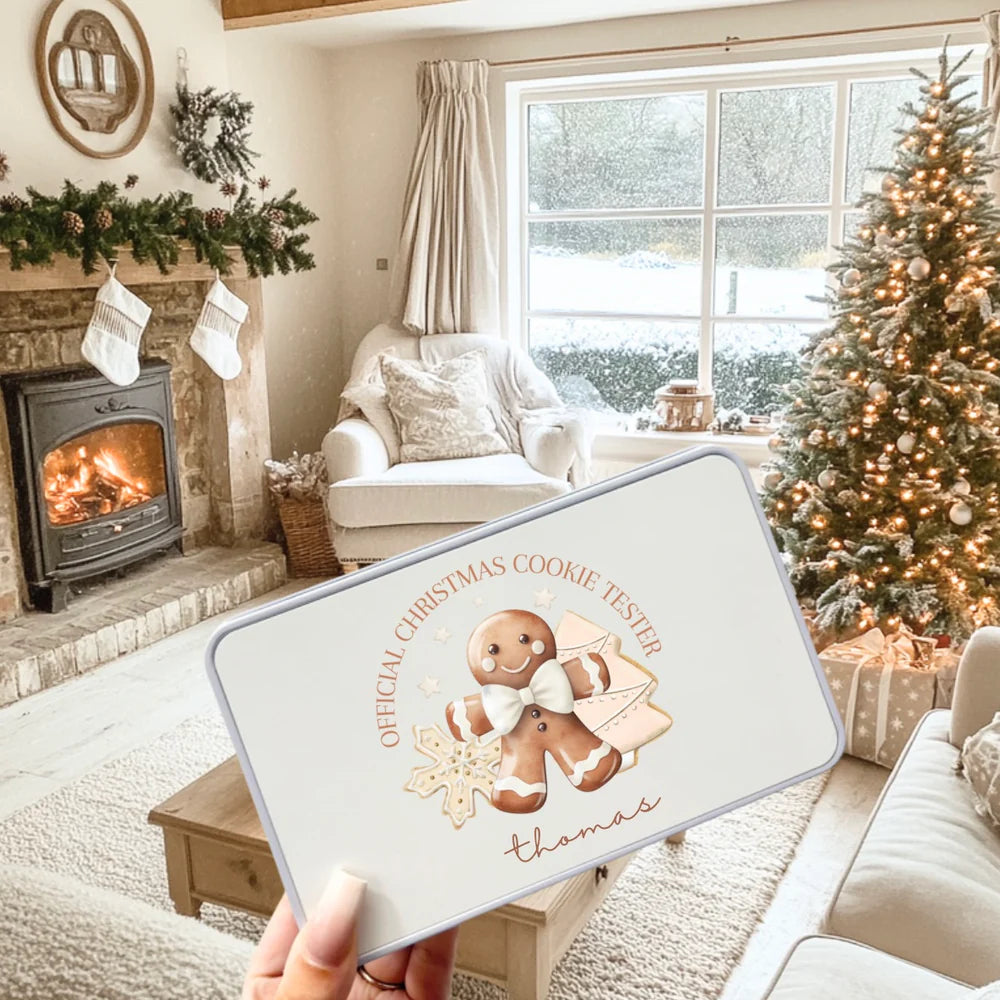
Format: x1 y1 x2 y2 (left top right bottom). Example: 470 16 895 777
275 870 366 1000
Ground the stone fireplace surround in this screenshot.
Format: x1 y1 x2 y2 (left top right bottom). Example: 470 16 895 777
0 249 276 625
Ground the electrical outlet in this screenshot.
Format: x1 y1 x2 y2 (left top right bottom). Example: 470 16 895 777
376 258 389 271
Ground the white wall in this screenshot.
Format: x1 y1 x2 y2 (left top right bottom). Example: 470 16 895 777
322 0 987 384
225 35 341 458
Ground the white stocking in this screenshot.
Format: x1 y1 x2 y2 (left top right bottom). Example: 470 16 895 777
81 269 152 387
189 277 249 380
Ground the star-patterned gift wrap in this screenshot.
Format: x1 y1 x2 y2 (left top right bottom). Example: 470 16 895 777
819 628 954 769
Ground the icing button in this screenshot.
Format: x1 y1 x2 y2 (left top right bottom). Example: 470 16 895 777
531 709 541 718
537 723 547 732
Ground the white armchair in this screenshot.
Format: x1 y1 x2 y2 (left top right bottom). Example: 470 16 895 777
322 325 577 565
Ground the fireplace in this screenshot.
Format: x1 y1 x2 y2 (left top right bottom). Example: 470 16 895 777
2 360 183 611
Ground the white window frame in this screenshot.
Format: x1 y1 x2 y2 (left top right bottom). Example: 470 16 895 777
506 50 982 406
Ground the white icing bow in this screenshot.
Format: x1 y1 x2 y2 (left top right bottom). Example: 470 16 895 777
481 659 575 736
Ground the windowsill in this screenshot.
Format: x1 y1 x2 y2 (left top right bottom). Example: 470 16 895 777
593 428 770 468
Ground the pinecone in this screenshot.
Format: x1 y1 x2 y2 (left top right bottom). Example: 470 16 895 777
267 225 286 251
95 207 113 232
266 208 286 226
62 211 85 236
204 207 228 230
124 173 139 189
0 193 25 213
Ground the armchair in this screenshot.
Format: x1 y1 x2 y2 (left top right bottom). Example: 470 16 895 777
322 325 577 566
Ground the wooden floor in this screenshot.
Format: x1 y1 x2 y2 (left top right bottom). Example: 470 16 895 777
0 584 887 998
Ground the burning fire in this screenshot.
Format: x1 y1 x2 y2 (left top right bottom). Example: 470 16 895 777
44 444 152 526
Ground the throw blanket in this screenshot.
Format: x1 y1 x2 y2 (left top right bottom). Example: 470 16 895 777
418 333 593 485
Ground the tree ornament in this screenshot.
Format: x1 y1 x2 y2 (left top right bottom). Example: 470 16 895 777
876 454 892 471
953 477 971 496
94 207 113 232
267 225 286 251
219 179 238 199
896 432 916 454
874 231 893 250
257 176 271 191
61 211 85 236
807 429 825 446
189 277 250 380
170 84 259 184
944 293 963 319
204 206 228 230
897 407 910 422
768 434 783 452
817 469 837 490
81 270 152 387
763 470 782 490
0 193 25 213
842 268 862 287
867 381 887 400
907 256 931 280
949 501 973 527
0 151 9 184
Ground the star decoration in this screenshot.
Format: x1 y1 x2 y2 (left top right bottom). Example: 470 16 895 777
405 725 501 828
433 627 452 644
858 710 869 721
856 724 870 738
890 717 904 731
863 680 875 694
828 677 843 692
534 588 555 609
418 676 440 698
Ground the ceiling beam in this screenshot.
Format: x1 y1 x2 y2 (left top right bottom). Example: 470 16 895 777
222 0 463 30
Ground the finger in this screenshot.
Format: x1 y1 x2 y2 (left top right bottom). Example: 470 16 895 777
404 928 459 1000
275 870 366 1000
360 946 411 989
248 896 299 980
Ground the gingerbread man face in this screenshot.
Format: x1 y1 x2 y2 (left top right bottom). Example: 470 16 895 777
467 610 556 689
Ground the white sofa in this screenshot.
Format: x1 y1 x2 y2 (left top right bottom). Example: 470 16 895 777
321 325 576 565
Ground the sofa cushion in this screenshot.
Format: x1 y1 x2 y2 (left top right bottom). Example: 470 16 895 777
764 936 970 1000
826 711 1000 986
327 453 571 528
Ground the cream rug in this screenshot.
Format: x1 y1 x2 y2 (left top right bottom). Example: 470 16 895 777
0 713 826 1000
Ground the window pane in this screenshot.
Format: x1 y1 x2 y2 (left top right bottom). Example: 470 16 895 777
845 78 921 204
713 323 817 413
529 318 699 415
718 85 834 206
528 94 706 211
529 219 702 316
714 214 829 318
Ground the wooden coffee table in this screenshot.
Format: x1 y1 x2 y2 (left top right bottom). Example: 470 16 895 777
149 757 670 1000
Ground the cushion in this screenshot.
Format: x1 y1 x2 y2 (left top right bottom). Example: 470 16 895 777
0 863 251 1000
327 453 571 528
961 712 1000 829
764 936 971 999
826 711 1000 986
380 351 509 462
339 347 403 464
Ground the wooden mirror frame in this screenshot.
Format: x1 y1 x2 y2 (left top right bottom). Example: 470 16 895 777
35 0 155 159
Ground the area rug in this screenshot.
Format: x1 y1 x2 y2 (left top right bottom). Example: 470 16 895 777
0 713 827 1000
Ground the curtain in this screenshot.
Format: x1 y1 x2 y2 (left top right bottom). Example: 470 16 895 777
984 12 1000 199
389 59 500 336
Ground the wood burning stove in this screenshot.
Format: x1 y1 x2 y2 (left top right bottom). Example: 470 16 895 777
3 360 183 611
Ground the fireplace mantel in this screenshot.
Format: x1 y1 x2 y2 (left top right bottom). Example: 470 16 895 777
0 247 247 293
0 249 273 622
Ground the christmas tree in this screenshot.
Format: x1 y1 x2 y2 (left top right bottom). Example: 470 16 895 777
763 48 1000 641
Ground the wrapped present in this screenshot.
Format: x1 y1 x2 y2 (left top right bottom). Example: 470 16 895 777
819 628 946 769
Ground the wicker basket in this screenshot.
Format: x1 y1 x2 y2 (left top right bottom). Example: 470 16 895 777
276 497 339 578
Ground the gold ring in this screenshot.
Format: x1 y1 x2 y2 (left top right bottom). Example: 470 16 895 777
358 964 406 992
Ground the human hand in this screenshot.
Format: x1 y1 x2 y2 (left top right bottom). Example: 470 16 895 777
243 871 459 1000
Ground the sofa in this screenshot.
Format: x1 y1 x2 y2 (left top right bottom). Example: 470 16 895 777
765 627 1000 997
321 325 577 565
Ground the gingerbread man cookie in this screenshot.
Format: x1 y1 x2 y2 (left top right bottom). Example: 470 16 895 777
445 610 622 814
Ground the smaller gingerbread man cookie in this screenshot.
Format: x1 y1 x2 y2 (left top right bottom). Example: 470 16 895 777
446 610 621 814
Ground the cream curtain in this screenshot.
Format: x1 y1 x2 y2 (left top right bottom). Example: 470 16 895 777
984 11 1000 199
389 59 500 336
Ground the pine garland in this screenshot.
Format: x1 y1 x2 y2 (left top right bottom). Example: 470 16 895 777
0 180 317 278
170 85 259 184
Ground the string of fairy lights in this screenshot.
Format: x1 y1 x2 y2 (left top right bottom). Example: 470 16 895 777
763 54 1000 637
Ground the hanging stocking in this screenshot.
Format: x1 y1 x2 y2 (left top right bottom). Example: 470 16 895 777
81 268 152 387
189 277 249 380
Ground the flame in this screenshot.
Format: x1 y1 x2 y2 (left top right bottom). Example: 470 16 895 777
44 442 153 526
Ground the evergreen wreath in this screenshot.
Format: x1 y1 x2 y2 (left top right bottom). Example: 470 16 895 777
170 84 259 184
0 180 317 278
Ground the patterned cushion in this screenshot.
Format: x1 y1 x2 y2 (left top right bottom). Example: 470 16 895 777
380 351 509 463
339 347 403 464
962 712 1000 830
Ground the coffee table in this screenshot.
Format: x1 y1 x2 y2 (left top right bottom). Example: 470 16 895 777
149 757 680 1000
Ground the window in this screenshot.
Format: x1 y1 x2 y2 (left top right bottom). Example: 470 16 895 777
513 56 981 420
